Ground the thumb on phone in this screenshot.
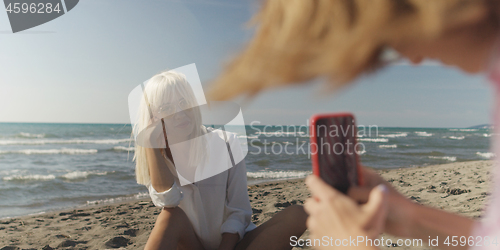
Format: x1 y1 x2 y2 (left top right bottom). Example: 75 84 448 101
361 184 389 237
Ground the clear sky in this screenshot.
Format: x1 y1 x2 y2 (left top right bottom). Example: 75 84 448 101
0 0 494 127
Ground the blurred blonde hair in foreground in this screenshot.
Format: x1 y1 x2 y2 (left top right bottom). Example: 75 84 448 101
209 0 500 100
133 70 207 185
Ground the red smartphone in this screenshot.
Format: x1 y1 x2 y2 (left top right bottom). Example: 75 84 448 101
310 113 363 193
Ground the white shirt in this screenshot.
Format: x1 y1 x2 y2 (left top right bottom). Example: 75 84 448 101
147 129 256 250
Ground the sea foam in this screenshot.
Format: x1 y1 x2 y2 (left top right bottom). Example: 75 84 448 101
254 131 307 137
3 170 111 181
379 133 408 138
86 192 149 206
428 156 457 162
0 138 132 146
60 171 109 180
113 146 135 152
476 152 496 159
247 170 311 179
415 131 433 137
238 135 259 139
18 132 46 138
0 148 98 155
447 136 465 140
358 138 389 143
3 174 56 181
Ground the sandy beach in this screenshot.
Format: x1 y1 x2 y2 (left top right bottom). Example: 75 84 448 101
0 160 494 250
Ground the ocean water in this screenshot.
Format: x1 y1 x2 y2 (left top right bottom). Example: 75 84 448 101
0 123 493 218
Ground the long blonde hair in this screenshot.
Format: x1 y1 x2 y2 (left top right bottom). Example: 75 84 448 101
133 70 207 185
209 0 499 100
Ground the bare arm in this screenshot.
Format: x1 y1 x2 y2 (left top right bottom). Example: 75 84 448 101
409 203 475 250
350 166 475 250
218 233 240 250
145 148 175 192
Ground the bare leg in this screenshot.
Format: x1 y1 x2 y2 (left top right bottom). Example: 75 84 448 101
145 207 205 250
235 205 308 250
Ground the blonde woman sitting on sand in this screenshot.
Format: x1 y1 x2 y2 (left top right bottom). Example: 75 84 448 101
133 70 307 250
211 0 500 249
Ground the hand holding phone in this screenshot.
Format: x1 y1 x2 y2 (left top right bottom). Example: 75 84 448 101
310 113 363 194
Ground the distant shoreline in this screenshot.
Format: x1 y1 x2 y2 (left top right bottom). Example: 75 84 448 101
0 121 492 129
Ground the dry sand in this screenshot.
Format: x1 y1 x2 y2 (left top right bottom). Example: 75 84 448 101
0 160 494 250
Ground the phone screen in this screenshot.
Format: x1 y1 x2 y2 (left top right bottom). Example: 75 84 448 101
313 115 359 193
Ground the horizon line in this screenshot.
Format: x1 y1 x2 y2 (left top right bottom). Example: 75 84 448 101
0 121 490 129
